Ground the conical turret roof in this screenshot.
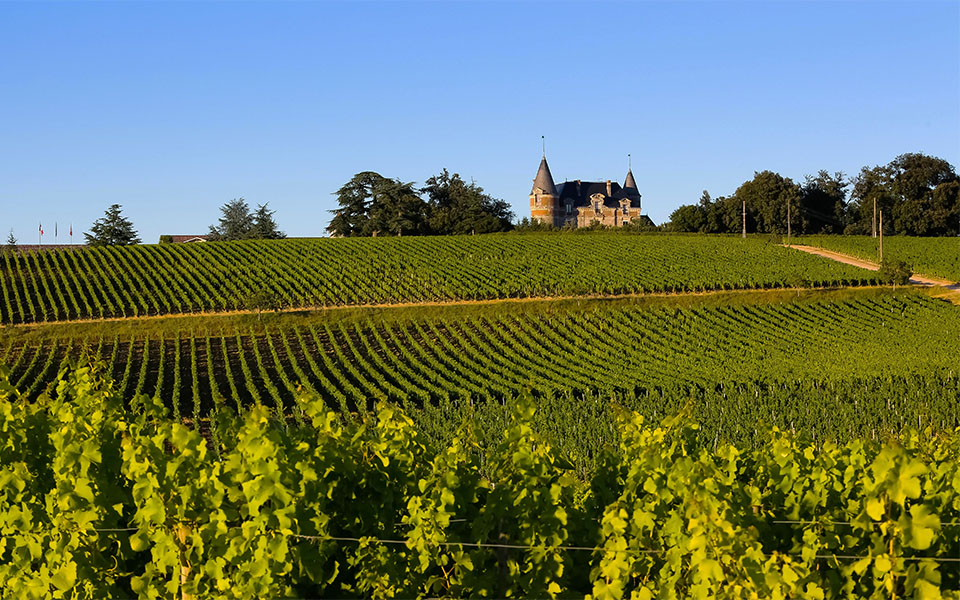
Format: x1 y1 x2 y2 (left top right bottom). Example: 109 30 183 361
531 156 558 196
624 168 638 191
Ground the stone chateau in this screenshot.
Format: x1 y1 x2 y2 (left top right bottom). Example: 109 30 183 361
529 155 649 228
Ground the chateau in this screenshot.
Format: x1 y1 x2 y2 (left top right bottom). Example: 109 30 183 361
529 155 648 228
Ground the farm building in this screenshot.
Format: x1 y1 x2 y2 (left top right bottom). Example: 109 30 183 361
529 155 652 228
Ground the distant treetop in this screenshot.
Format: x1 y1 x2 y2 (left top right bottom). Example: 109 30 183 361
84 204 141 246
208 198 286 241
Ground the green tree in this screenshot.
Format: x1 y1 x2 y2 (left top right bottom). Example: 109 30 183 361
245 289 280 320
666 204 706 232
367 179 429 237
732 171 802 234
849 153 959 235
423 169 514 235
878 259 913 286
208 198 256 241
84 204 141 246
252 203 286 239
800 171 848 233
327 172 384 237
328 172 430 237
5 229 16 252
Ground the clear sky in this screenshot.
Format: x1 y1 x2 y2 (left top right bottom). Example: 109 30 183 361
1 1 958 243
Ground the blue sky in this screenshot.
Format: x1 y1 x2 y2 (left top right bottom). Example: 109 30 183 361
1 1 958 243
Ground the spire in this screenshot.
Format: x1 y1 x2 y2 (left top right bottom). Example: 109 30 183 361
532 155 558 196
624 154 638 191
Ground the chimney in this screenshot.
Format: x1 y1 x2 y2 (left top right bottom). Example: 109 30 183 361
606 180 612 196
576 180 581 194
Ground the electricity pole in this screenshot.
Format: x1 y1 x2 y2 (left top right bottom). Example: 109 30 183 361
879 210 883 262
872 197 877 238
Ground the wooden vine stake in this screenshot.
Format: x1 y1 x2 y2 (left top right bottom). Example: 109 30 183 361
177 523 193 600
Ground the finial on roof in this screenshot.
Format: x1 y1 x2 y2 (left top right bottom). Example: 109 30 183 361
542 135 545 157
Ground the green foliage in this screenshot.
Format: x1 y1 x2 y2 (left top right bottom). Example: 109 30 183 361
244 289 280 319
878 259 913 286
1 365 958 597
424 169 513 235
0 234 878 325
667 153 959 236
327 170 512 237
6 229 16 251
208 198 285 241
3 294 960 478
84 204 141 246
158 235 173 244
849 153 960 236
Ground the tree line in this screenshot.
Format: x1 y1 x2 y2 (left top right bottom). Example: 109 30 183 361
327 170 514 237
667 153 959 236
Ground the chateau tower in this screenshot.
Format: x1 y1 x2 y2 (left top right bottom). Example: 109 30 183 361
529 155 559 227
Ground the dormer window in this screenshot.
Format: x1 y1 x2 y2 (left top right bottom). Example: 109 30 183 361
590 194 604 215
566 202 572 215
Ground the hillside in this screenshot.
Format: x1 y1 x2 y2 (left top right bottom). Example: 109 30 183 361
0 234 877 324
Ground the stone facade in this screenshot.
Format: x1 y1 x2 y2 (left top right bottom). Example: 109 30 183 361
528 156 645 228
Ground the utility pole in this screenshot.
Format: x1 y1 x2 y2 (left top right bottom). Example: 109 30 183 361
872 197 877 238
742 200 746 239
879 210 883 262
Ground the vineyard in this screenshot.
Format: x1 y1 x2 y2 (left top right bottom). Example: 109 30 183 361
0 234 878 324
798 235 960 282
0 366 957 598
2 234 959 596
1 292 957 462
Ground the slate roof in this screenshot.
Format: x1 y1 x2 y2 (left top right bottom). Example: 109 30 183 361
624 169 638 191
531 156 558 196
556 180 641 208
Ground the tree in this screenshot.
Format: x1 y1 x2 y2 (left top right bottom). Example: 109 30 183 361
878 260 912 286
666 204 706 232
252 203 286 239
732 171 802 234
245 289 280 321
84 204 141 246
423 169 513 235
665 191 745 234
6 229 16 252
209 199 285 240
800 171 848 233
366 179 429 237
328 170 513 237
209 199 256 241
849 153 958 235
327 172 385 237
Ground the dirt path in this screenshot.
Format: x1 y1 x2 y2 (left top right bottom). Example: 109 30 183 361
789 244 960 302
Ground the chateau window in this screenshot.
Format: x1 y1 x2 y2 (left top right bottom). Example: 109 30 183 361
566 203 572 215
593 201 601 215
534 194 540 206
